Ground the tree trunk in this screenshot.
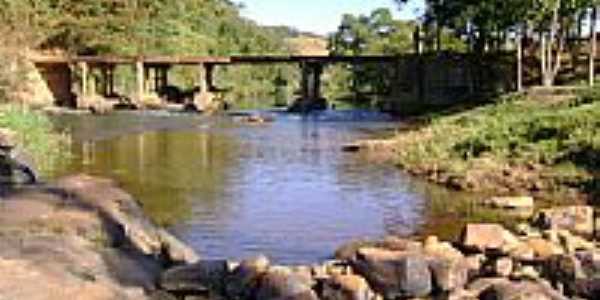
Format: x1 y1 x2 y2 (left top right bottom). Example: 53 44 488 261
541 31 548 85
590 7 597 86
542 1 563 87
517 24 523 92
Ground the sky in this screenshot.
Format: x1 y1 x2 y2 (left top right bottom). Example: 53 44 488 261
239 0 425 36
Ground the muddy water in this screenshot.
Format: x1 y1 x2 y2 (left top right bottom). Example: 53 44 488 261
50 110 476 264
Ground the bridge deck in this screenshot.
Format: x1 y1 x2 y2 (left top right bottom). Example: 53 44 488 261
31 54 398 66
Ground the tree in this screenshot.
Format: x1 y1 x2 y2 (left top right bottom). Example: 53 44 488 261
396 0 600 86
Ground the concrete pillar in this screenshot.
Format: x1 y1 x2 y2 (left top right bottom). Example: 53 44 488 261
135 59 144 104
198 63 207 93
205 64 215 92
108 66 115 95
195 63 214 111
79 62 88 109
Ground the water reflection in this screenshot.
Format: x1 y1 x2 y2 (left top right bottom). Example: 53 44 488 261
51 111 475 264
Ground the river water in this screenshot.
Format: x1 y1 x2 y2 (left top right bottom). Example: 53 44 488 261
50 110 471 264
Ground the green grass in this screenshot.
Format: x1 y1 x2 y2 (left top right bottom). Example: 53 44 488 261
392 89 600 200
0 105 69 173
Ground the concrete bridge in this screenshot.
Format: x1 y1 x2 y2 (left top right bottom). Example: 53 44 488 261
32 55 398 112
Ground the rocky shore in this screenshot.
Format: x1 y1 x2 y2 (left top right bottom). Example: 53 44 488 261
0 175 199 300
158 204 600 300
2 173 600 300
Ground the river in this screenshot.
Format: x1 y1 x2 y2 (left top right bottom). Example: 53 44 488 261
49 110 474 264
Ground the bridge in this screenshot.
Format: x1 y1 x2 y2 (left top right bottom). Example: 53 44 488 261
32 55 399 112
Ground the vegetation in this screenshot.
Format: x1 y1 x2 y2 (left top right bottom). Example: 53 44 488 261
396 0 600 86
0 105 68 174
391 89 600 201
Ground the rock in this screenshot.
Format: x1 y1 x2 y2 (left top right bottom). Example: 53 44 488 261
254 267 317 300
429 257 469 292
445 289 479 300
573 278 600 299
335 240 376 261
557 230 594 254
478 280 569 300
543 255 586 290
526 238 564 259
322 260 352 277
534 206 594 237
225 255 270 299
493 257 513 277
55 174 200 265
511 265 540 280
460 224 519 253
507 242 535 262
157 229 201 264
159 260 228 295
334 237 421 261
424 235 464 261
321 274 377 300
466 277 512 296
575 251 600 278
464 254 485 278
484 196 534 209
352 248 432 299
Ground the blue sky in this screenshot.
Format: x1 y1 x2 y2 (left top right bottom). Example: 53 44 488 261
239 0 425 35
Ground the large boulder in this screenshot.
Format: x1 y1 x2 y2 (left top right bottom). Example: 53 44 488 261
526 238 564 260
428 257 470 292
159 260 228 295
352 248 432 299
254 266 317 300
478 280 569 300
55 174 200 264
321 274 377 300
542 254 586 293
225 255 270 299
534 206 594 237
460 224 520 253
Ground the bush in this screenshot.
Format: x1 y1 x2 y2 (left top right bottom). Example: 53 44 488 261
0 105 69 174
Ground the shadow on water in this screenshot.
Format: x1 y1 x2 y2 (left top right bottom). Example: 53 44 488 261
48 110 495 264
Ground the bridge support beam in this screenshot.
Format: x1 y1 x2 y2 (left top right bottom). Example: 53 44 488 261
290 61 326 113
194 63 216 111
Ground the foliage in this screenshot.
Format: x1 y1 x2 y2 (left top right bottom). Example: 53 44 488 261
397 0 600 85
0 105 68 173
326 8 420 105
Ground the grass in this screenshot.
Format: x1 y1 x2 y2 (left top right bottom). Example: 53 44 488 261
0 105 69 174
391 88 600 201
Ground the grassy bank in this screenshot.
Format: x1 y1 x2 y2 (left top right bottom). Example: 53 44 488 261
389 89 600 202
0 105 68 173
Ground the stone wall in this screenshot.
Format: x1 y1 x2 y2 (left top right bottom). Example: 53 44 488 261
0 49 56 108
383 52 516 115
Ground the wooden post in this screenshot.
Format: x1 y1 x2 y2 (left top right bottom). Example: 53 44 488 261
136 59 144 103
517 24 524 92
590 7 597 87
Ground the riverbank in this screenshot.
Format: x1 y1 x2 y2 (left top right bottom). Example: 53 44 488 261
0 174 199 299
357 89 600 203
3 175 600 300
